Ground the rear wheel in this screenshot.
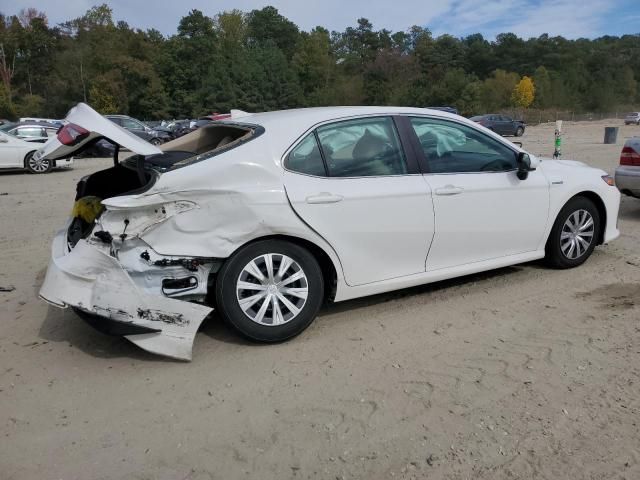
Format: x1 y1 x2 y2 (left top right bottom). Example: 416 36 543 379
545 196 600 269
515 126 524 136
25 151 52 174
215 240 324 342
150 138 162 146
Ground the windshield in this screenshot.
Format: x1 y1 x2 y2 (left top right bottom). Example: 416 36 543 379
0 122 17 133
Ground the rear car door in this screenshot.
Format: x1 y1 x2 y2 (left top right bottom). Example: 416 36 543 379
407 116 549 271
283 115 435 286
0 132 26 167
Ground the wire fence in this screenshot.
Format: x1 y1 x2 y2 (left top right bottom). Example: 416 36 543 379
497 109 639 126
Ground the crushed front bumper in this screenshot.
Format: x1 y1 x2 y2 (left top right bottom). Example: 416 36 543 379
39 228 213 360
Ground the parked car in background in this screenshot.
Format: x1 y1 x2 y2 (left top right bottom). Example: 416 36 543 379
624 112 640 125
615 137 640 198
19 117 64 126
470 114 525 136
37 103 619 360
0 129 72 173
74 139 117 159
0 121 59 143
105 115 172 145
426 106 458 115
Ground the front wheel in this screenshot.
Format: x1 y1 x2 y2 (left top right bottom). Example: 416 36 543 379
150 138 162 146
215 240 324 342
515 126 524 137
25 151 52 174
545 197 600 269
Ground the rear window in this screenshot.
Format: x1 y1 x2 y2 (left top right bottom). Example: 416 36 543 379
163 123 262 171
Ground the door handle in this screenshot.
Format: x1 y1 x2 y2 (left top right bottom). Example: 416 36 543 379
435 185 463 196
305 192 344 204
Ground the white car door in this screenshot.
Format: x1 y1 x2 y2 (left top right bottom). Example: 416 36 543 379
284 116 435 286
407 116 550 271
0 132 25 168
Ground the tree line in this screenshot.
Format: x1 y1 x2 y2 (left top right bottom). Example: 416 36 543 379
0 4 638 120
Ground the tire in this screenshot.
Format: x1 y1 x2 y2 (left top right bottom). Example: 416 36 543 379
515 126 524 137
545 196 600 269
215 239 324 342
150 138 162 146
24 151 52 174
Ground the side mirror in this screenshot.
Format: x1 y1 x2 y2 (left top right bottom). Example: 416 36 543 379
516 152 534 180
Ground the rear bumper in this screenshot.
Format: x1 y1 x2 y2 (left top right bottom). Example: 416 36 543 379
39 228 212 360
615 166 640 198
54 158 74 169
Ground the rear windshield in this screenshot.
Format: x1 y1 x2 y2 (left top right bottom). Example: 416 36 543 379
151 122 263 171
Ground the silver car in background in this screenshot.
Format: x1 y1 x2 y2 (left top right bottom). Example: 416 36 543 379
615 137 640 198
624 112 640 125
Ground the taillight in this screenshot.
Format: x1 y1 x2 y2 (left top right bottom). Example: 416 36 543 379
620 145 640 166
57 123 89 146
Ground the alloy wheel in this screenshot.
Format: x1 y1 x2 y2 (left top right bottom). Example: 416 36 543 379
28 155 50 173
235 253 309 326
560 209 595 260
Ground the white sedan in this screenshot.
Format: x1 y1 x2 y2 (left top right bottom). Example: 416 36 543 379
0 129 73 173
38 103 620 360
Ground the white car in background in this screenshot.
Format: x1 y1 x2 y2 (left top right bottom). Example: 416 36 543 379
624 112 640 125
38 103 620 360
0 129 73 173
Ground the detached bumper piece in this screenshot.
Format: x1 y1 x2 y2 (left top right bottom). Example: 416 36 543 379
73 308 161 336
39 229 213 360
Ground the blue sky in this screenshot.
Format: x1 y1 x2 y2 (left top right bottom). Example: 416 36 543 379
2 0 639 39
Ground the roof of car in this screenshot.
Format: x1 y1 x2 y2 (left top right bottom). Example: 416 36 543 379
232 106 465 132
220 106 482 156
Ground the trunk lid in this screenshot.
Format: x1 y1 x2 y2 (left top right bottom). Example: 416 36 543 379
36 103 162 161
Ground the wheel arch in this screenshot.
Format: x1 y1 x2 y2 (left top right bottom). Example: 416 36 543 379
23 149 37 166
210 234 339 303
553 191 607 245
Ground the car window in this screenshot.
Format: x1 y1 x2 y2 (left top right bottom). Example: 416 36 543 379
409 117 518 173
315 117 407 177
44 128 58 137
16 127 44 138
501 116 512 122
121 118 144 130
286 133 326 176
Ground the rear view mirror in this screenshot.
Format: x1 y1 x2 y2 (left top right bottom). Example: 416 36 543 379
516 152 534 180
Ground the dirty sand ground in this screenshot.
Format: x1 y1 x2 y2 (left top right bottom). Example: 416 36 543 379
1 120 639 480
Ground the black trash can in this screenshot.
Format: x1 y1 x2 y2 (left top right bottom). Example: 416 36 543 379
604 127 619 144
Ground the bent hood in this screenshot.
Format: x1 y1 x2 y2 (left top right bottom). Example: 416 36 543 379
36 103 162 160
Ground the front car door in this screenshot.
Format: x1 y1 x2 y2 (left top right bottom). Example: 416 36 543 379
121 117 151 141
283 115 435 286
406 116 549 271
